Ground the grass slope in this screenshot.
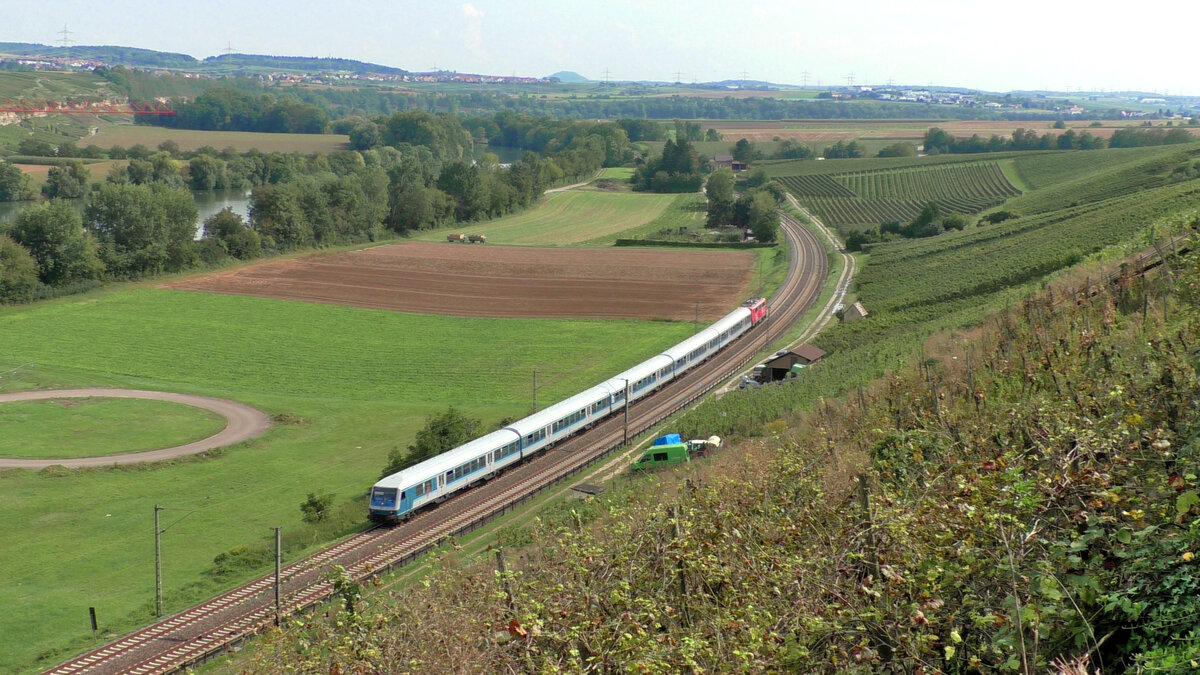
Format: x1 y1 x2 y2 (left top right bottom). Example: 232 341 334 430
0 287 696 673
414 190 680 246
677 146 1200 441
0 397 225 459
244 239 1200 672
778 159 1023 229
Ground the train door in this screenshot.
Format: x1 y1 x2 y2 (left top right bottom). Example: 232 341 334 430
398 488 414 515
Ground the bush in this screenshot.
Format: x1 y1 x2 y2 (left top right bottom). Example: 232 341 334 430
300 492 334 523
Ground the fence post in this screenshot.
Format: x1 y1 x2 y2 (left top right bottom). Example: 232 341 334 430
857 474 880 583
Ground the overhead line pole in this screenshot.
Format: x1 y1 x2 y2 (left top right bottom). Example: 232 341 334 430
274 527 282 626
154 505 163 618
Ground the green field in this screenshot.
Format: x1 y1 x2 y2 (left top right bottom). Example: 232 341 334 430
777 159 1023 230
679 142 1200 441
413 189 684 245
0 397 226 459
0 287 698 673
0 71 116 101
90 125 350 154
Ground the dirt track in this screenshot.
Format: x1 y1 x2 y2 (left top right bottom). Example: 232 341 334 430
162 243 758 321
0 389 271 469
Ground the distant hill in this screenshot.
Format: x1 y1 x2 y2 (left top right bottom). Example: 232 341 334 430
0 42 407 76
201 53 407 76
548 71 590 83
0 42 197 68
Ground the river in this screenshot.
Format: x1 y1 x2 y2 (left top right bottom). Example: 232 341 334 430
0 188 252 239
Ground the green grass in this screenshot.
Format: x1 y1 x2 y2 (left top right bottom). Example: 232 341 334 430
1006 143 1200 215
597 167 634 180
0 286 698 673
413 190 681 246
0 71 115 101
0 397 226 459
676 149 1200 441
779 159 1022 230
761 150 1036 178
583 192 708 244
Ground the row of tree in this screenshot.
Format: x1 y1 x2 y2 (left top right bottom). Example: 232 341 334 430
704 169 782 243
140 86 329 134
0 182 201 302
843 202 970 251
632 138 706 192
923 126 1110 154
1 123 583 301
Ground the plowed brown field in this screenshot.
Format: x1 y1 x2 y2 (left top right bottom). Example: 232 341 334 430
164 242 758 320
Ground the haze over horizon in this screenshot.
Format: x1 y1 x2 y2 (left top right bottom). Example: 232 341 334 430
8 0 1198 96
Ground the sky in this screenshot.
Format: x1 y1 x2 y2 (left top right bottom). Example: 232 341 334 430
7 0 1198 95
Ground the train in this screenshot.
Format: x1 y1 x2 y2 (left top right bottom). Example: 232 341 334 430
368 296 768 522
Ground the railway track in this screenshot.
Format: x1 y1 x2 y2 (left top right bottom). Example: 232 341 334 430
43 214 827 675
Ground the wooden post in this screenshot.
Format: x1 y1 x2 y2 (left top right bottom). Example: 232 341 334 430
857 475 880 583
495 549 517 614
671 505 690 626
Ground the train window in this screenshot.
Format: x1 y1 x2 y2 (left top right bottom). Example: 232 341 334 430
400 491 406 500
415 483 423 497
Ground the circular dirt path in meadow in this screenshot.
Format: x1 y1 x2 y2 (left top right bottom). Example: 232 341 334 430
0 389 271 469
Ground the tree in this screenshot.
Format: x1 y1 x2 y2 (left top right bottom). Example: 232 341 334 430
85 183 198 277
202 208 260 259
437 161 489 221
746 168 769 188
43 161 90 199
705 128 722 142
822 140 866 159
17 139 54 156
633 138 704 193
706 169 735 227
0 234 39 303
380 406 481 478
876 142 917 158
731 138 762 162
300 492 334 523
188 154 228 190
249 183 311 249
922 127 955 154
773 139 814 160
0 161 33 201
8 200 103 285
746 190 779 243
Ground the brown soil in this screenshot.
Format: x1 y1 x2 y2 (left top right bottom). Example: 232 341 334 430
163 243 759 321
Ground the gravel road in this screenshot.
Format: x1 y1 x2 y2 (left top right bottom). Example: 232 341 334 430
0 389 271 469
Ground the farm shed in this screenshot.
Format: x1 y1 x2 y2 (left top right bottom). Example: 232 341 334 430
714 154 734 169
761 345 826 382
842 301 868 323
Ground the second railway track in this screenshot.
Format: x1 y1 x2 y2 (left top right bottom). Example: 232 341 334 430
45 213 828 675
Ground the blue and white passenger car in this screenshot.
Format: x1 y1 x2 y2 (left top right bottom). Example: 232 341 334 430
369 300 766 523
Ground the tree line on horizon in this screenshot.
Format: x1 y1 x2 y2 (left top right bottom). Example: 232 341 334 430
0 110 617 303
